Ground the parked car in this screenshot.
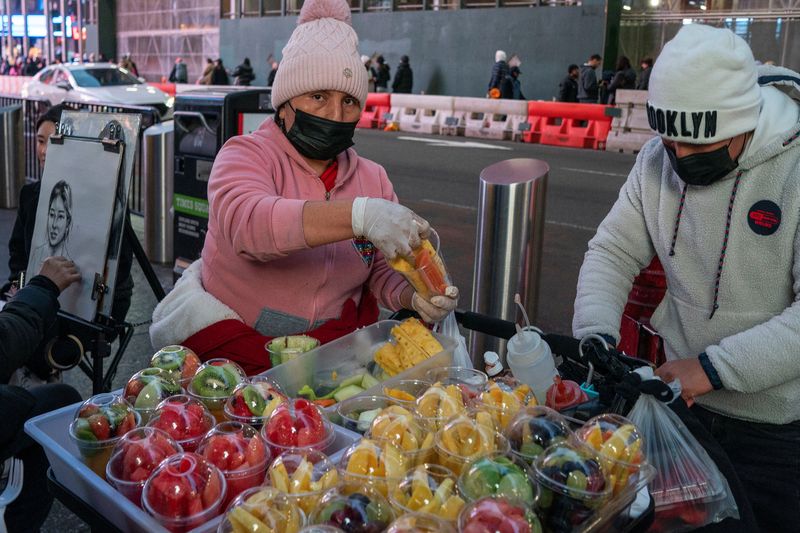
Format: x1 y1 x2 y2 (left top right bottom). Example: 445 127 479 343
22 64 173 117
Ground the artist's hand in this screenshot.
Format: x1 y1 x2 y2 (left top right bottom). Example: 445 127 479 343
412 286 459 324
39 256 81 292
655 358 712 406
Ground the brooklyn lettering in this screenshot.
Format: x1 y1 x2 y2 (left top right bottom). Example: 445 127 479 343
646 103 717 139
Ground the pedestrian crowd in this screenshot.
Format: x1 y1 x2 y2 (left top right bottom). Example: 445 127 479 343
556 53 653 104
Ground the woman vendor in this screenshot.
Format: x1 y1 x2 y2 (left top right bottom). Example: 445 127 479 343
150 0 458 374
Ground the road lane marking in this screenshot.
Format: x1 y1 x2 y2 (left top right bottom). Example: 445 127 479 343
421 199 477 210
560 167 628 177
545 220 597 232
419 200 597 232
397 136 512 151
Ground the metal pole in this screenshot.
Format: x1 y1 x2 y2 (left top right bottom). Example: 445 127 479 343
470 158 549 365
0 105 24 209
22 0 28 59
59 0 65 61
142 121 175 264
76 0 82 61
45 0 53 64
4 0 11 60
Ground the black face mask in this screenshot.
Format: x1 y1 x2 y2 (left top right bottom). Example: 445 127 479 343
665 142 739 186
281 105 358 161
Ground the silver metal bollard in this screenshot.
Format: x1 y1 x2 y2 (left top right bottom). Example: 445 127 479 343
0 105 23 209
142 120 175 264
470 158 549 365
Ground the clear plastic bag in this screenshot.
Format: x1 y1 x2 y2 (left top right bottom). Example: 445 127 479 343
436 311 472 369
627 383 739 532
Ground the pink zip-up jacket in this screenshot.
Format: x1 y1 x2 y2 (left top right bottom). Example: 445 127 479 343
200 118 409 337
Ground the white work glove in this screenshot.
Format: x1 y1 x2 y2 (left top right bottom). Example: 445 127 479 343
412 286 459 324
352 197 430 260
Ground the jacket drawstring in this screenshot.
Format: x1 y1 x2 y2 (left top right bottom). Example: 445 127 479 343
709 171 744 319
668 184 688 256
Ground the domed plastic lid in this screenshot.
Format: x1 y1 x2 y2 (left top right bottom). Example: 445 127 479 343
478 383 523 430
263 399 335 453
107 427 182 486
70 393 139 443
457 496 542 533
218 486 306 533
146 395 215 451
197 421 269 475
339 438 408 482
298 527 343 533
389 464 464 521
367 405 427 451
414 383 468 431
142 452 226 525
487 376 536 406
425 367 488 398
269 450 340 496
310 483 396 532
386 512 457 533
532 441 610 502
224 377 287 425
435 412 509 460
188 358 247 399
458 454 535 505
124 368 183 412
504 406 573 463
575 413 645 495
150 345 201 386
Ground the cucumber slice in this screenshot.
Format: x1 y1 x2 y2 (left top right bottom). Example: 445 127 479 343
357 408 382 432
338 372 367 389
333 384 365 403
360 373 380 390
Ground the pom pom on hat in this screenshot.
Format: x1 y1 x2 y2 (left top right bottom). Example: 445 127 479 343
298 0 352 25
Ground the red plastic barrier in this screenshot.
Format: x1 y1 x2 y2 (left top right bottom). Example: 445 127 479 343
357 92 391 129
149 82 176 97
522 101 612 150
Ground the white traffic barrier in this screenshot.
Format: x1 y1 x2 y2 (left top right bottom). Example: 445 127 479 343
454 97 528 141
388 94 453 135
606 89 655 154
0 75 29 97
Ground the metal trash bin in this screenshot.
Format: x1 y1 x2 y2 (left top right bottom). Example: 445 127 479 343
0 105 24 209
142 120 174 264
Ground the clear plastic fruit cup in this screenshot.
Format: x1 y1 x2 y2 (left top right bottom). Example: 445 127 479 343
574 413 645 496
504 406 573 467
386 512 457 533
197 421 270 507
69 393 140 479
217 486 306 533
267 450 341 515
367 405 436 468
262 399 336 458
106 427 183 507
488 376 537 407
434 412 510 476
150 345 202 388
338 438 409 498
388 228 451 301
310 482 397 533
532 441 611 533
476 383 524 431
266 335 320 367
425 367 488 402
388 463 464 522
298 526 344 533
187 358 247 423
146 394 216 453
224 376 288 429
382 379 432 410
414 382 470 432
124 367 183 424
335 395 395 434
458 453 536 505
457 496 543 533
142 452 227 533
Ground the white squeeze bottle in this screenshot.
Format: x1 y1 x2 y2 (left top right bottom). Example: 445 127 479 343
506 294 558 404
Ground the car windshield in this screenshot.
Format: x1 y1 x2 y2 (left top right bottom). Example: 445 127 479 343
70 68 141 88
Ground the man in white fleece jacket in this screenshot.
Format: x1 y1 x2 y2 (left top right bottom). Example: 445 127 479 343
573 24 800 532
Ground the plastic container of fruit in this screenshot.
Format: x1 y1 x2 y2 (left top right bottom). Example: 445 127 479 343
335 395 395 434
68 393 140 479
187 359 247 423
434 412 510 476
487 376 536 406
267 450 341 515
532 441 611 533
263 399 336 457
267 335 320 367
504 406 573 467
338 438 409 497
106 427 183 507
414 382 470 432
124 367 183 424
147 395 216 453
197 421 269 507
386 228 451 300
457 496 543 533
388 463 465 522
298 527 343 533
150 345 202 387
366 405 436 468
425 367 488 399
142 452 227 532
224 377 288 429
458 453 536 505
386 512 457 533
476 383 524 431
217 486 306 533
382 379 431 410
310 483 397 533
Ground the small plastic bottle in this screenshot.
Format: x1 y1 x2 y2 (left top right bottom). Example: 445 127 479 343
483 351 504 378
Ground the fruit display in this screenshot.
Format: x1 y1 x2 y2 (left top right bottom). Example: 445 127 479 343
69 394 139 479
225 377 288 427
385 512 457 533
268 450 341 514
478 383 524 431
218 486 305 533
146 395 216 453
298 370 381 407
336 396 395 434
188 358 247 422
310 484 396 533
504 407 573 466
425 367 488 401
197 421 269 505
142 452 226 532
106 427 182 506
339 439 408 495
532 441 610 533
414 382 468 432
458 454 535 505
434 412 508 476
387 235 450 300
367 405 435 467
374 318 444 377
267 335 320 367
545 376 588 412
263 399 335 456
123 368 183 423
150 345 202 387
458 497 543 533
382 379 431 409
575 414 645 496
488 376 537 407
389 464 465 522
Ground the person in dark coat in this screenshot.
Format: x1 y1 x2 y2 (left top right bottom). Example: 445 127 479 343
267 60 279 87
577 53 602 103
233 57 256 86
374 55 390 93
210 58 230 85
607 56 637 104
0 256 83 533
558 64 580 102
500 66 525 100
392 55 413 94
487 50 509 96
168 57 188 83
636 57 653 90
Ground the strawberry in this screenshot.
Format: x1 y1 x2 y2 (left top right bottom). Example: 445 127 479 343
88 414 111 440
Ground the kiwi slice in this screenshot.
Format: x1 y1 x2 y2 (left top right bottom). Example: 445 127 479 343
191 366 238 398
152 347 186 371
243 385 267 416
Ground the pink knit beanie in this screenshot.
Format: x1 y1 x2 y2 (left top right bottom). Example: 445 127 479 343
271 0 368 111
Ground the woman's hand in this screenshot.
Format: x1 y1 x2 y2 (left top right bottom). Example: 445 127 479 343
412 286 459 324
352 197 429 260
